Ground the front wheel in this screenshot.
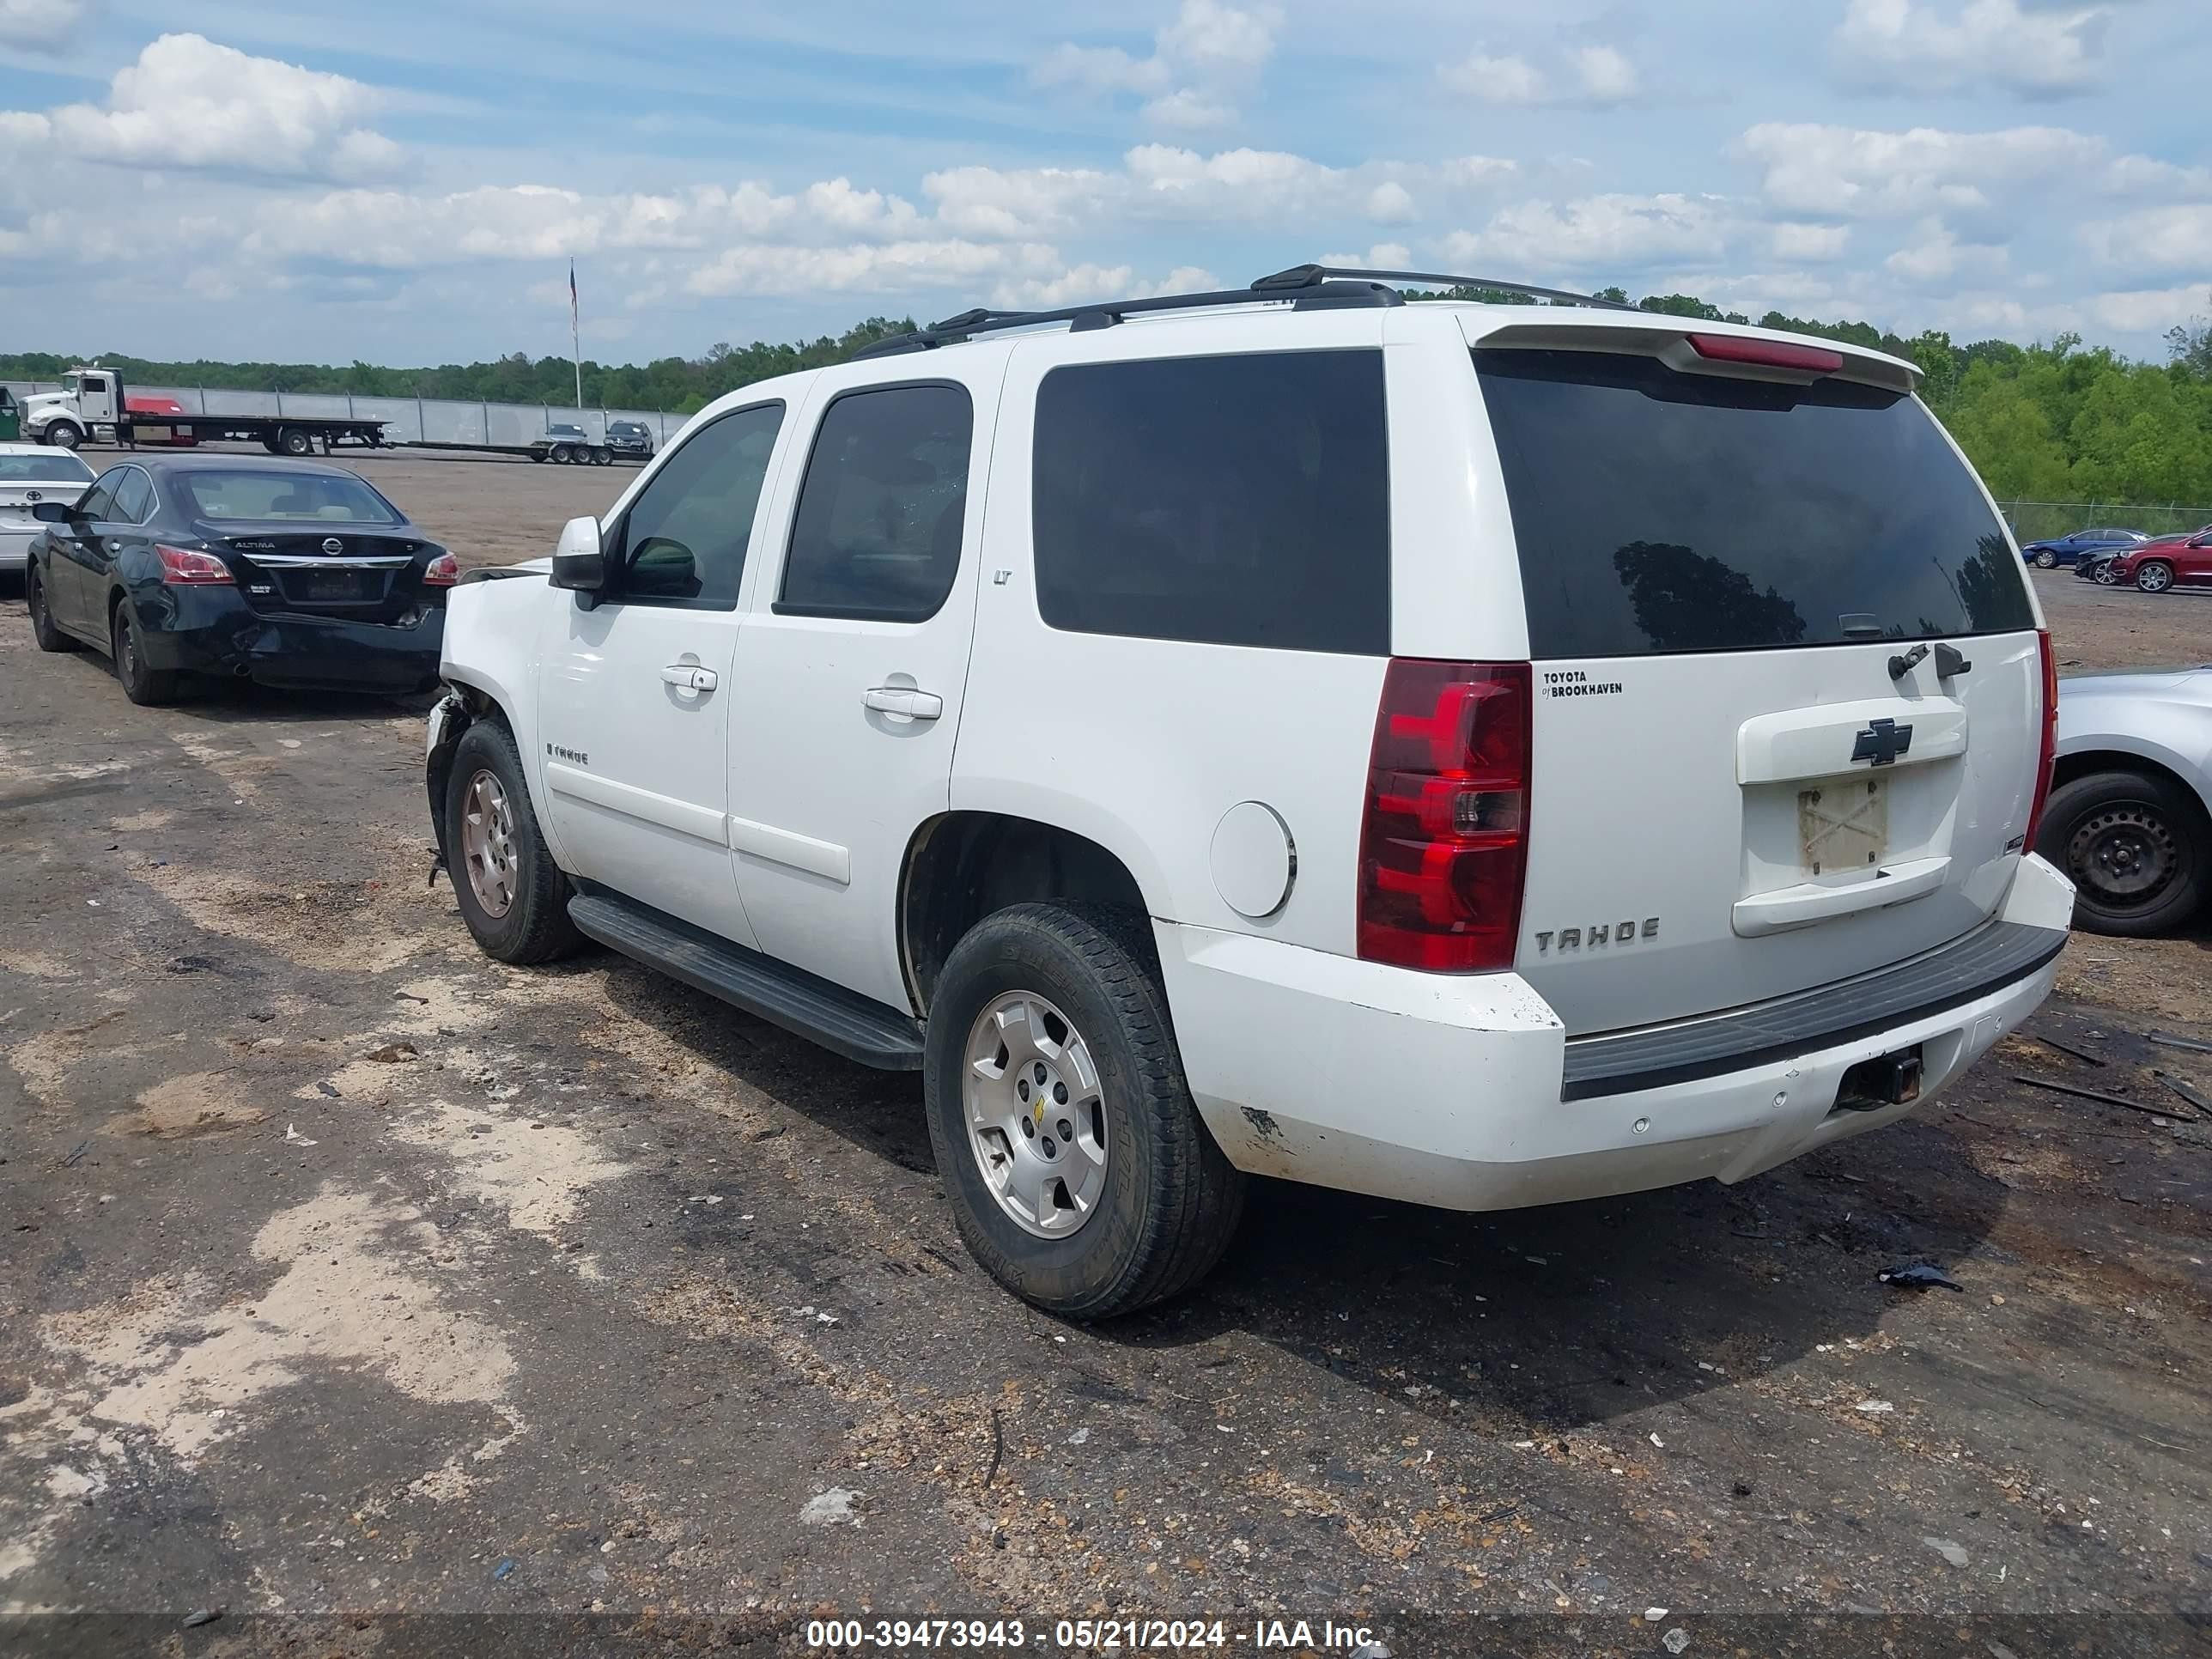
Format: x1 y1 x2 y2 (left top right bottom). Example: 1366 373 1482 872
2094 561 2120 586
45 423 82 450
2136 561 2175 593
27 568 76 652
2034 549 2058 568
923 902 1245 1318
111 605 182 705
2038 769 2209 937
443 720 585 963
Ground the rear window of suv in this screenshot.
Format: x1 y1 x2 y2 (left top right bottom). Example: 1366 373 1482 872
1477 348 2034 658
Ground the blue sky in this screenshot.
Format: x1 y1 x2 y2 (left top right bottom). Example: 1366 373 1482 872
2 0 2207 368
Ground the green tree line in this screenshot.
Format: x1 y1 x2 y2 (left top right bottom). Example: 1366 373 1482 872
9 289 2210 507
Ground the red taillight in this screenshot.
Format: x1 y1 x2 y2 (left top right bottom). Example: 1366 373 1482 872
422 550 459 586
2023 629 2058 852
1357 659 1532 973
155 544 233 585
1686 332 1844 374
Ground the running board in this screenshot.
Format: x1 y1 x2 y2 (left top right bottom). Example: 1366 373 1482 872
568 890 924 1070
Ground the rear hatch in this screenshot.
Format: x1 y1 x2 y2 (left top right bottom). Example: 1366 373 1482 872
1469 325 2043 1036
215 525 441 623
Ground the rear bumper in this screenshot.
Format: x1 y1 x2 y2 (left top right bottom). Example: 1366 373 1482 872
1158 854 2073 1212
1 530 31 569
135 587 446 690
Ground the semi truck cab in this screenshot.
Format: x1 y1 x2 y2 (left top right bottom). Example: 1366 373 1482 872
23 368 127 449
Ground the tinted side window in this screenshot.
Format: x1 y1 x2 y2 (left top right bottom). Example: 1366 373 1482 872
613 402 783 609
77 472 123 522
109 468 154 524
1032 350 1390 654
779 384 973 622
1479 349 2034 657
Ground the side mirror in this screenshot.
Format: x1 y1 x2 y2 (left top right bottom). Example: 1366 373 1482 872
30 500 74 524
550 515 606 604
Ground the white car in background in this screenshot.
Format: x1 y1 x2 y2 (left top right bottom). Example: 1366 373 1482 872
0 443 96 586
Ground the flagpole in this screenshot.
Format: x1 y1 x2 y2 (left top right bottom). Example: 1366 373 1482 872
569 259 583 410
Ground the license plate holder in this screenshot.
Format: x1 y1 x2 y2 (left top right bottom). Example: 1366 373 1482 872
297 570 374 603
1799 777 1887 876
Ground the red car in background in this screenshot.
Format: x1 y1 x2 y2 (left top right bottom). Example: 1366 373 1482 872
2100 525 2212 593
125 396 198 447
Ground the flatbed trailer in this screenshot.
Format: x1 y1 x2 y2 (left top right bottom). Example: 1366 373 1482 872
23 366 387 455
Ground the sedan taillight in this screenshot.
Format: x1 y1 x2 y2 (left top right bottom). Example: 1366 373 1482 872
155 544 233 585
422 551 459 586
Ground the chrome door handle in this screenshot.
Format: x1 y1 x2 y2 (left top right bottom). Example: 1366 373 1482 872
660 663 717 691
861 686 943 720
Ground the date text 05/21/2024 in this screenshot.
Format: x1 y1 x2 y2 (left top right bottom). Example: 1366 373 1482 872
802 1618 1384 1651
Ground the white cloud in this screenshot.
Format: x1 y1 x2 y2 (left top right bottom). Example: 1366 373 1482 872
2087 285 2212 333
2082 204 2212 274
1364 181 1415 224
1571 45 1638 105
1770 222 1851 261
685 239 1059 297
1318 243 1411 270
1440 40 1643 107
0 0 90 52
1036 0 1279 129
1444 193 1729 271
13 33 402 182
921 165 1109 238
987 262 1218 309
1142 88 1233 129
1733 121 2103 218
1884 216 2008 283
1832 0 2111 94
1438 50 1547 105
1032 44 1171 96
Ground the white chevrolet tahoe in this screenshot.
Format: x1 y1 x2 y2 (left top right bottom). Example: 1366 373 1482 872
428 264 2075 1316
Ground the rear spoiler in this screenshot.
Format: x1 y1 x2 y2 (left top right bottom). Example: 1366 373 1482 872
1462 314 1918 396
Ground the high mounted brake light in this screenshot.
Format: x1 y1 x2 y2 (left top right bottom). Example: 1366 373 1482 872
1357 660 1532 973
1686 333 1844 374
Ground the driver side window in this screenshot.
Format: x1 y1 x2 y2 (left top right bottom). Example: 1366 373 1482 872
611 401 785 610
76 471 124 523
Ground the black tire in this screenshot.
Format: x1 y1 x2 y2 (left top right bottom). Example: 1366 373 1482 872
592 447 612 466
2034 549 2058 569
27 567 76 652
443 719 585 963
278 427 313 457
2038 769 2209 938
2136 560 2175 594
923 902 1244 1318
529 451 546 463
111 603 181 705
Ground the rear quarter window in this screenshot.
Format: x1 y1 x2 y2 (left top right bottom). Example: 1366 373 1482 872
1478 348 2034 658
1031 349 1390 654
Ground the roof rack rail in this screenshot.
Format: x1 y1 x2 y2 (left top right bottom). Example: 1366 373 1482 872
850 276 1402 359
846 260 1631 360
1251 264 1638 312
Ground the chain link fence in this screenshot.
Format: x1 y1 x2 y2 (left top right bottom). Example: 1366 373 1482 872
1996 501 2212 544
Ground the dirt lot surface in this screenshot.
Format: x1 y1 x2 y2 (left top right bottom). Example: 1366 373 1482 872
2 453 2209 1656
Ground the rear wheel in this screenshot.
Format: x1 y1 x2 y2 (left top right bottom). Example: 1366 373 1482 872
111 604 181 705
443 720 585 963
2034 549 2058 568
2136 560 2175 593
27 567 76 652
2039 769 2209 937
923 902 1244 1318
592 446 611 465
278 427 313 457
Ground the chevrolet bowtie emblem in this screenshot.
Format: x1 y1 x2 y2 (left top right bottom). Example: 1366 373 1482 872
1851 717 1914 767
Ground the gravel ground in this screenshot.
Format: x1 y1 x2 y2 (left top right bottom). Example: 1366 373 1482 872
1 448 2208 1656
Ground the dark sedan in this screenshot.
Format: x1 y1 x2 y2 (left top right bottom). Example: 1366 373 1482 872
23 455 455 705
2019 526 2148 568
